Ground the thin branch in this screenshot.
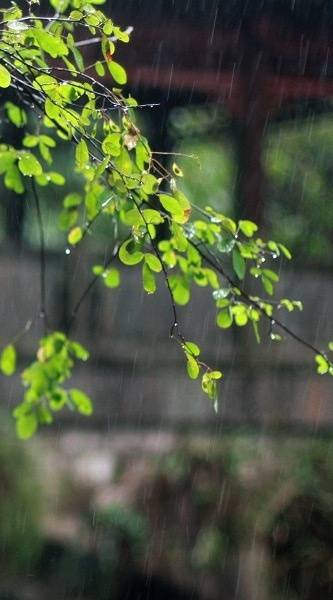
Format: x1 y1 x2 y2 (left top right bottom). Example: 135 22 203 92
75 26 134 47
131 194 180 339
67 239 123 333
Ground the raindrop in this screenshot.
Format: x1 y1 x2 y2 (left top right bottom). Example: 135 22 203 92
185 224 196 239
213 286 230 300
65 247 71 255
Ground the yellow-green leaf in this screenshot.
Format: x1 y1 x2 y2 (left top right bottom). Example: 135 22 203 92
108 60 127 85
0 65 11 88
119 239 144 266
0 344 16 376
68 226 83 245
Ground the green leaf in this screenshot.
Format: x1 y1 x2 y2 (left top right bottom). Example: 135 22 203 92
329 342 333 352
18 153 42 177
49 388 68 411
232 248 246 280
16 413 38 440
142 263 156 294
119 239 144 266
172 223 188 252
261 276 274 296
68 226 83 245
158 194 184 222
279 243 292 260
280 298 294 312
113 26 130 42
315 354 329 375
184 341 200 357
69 10 83 20
69 389 93 415
293 301 303 311
4 165 24 193
170 275 190 305
142 173 158 195
104 268 120 288
217 309 233 329
59 208 78 230
5 102 27 127
103 19 113 35
238 220 258 237
232 305 248 326
34 29 68 58
142 209 164 225
75 139 89 170
95 61 105 77
172 162 183 177
0 344 16 376
102 133 121 156
48 172 65 185
209 371 222 380
186 354 199 379
145 253 162 272
262 269 279 282
64 193 82 208
70 342 89 361
201 372 218 402
0 65 11 88
108 60 127 85
92 265 104 275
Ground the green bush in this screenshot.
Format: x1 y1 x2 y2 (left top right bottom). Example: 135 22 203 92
0 415 41 574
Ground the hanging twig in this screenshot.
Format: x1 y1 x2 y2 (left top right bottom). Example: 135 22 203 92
67 239 124 333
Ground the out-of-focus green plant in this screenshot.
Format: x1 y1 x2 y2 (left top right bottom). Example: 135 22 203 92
122 436 333 597
0 415 41 573
265 118 333 266
91 503 148 555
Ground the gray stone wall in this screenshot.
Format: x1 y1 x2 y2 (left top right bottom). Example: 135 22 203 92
0 250 332 429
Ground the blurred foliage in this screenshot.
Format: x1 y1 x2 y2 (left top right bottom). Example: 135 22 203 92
265 117 333 266
115 434 333 598
37 504 149 599
91 503 148 558
171 107 333 267
169 105 235 217
0 431 331 598
0 414 41 574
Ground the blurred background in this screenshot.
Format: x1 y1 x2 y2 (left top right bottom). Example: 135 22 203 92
0 0 333 598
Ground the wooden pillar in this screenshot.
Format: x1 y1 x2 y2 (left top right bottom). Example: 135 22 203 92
235 35 269 225
3 118 26 247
